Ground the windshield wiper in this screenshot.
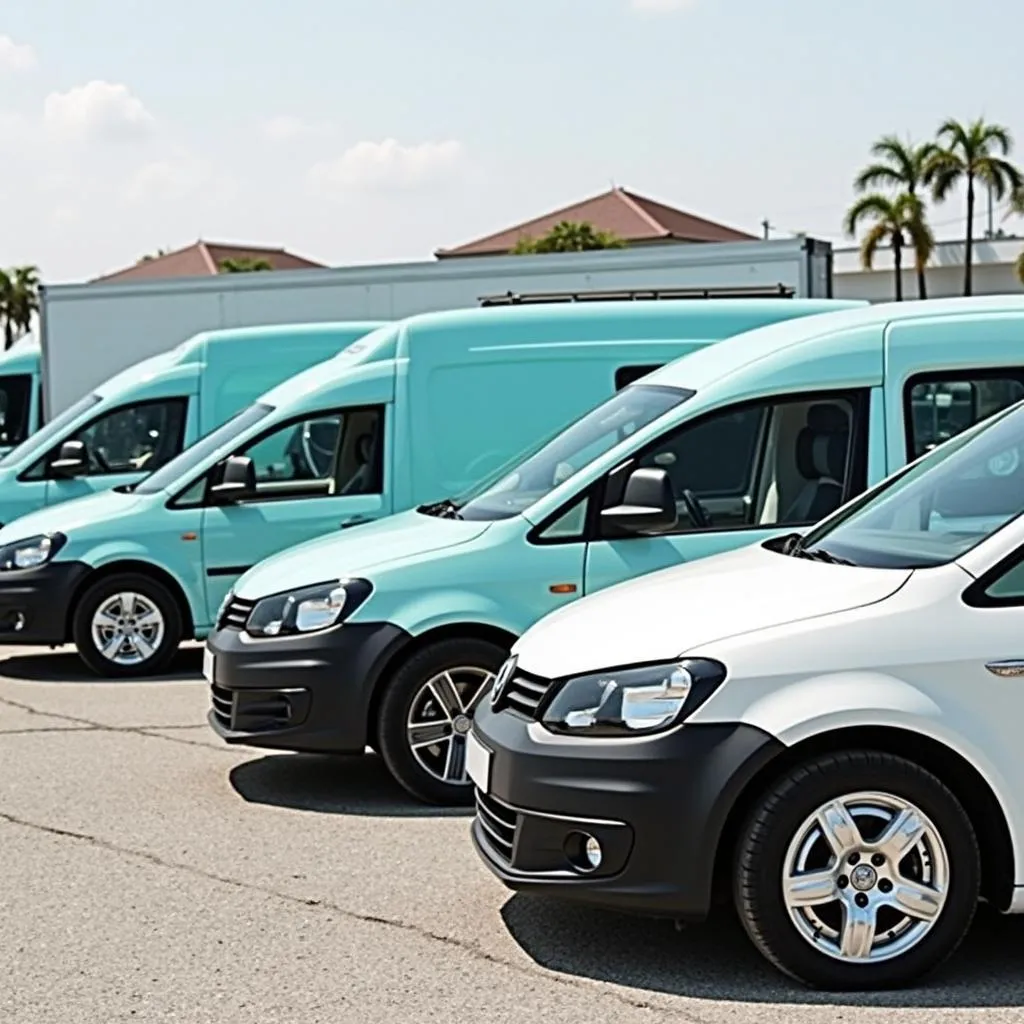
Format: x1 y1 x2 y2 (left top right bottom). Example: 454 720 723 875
793 546 857 567
417 497 464 520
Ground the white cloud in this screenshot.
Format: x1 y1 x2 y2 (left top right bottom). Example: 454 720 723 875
123 152 234 206
0 35 35 72
262 115 332 143
309 138 466 194
43 81 154 143
630 0 696 11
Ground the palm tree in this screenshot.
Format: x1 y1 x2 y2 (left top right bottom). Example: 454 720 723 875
0 265 41 349
218 257 273 273
512 221 627 254
854 135 939 298
844 193 934 302
1016 249 1024 288
926 118 1024 296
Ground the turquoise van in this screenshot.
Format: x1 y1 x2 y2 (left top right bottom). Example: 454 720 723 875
200 295 1024 805
0 299 852 678
0 334 42 456
0 321 384 528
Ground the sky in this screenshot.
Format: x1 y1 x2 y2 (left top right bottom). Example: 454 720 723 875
1 0 1023 283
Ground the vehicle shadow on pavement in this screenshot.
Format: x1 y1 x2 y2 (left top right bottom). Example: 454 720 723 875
229 752 474 819
0 646 204 683
500 896 1024 1007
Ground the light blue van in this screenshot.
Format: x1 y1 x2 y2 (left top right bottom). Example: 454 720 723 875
0 321 385 528
200 295 1024 805
0 299 853 678
0 334 42 456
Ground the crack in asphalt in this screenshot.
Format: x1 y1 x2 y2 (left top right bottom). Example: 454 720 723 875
0 810 707 1023
0 694 232 753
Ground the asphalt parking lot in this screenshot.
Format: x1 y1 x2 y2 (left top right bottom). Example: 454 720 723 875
1 643 1022 1024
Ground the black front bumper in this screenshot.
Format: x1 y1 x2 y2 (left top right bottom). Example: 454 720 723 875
206 620 411 754
469 700 783 921
0 560 91 645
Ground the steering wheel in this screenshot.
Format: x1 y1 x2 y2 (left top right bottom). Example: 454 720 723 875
680 488 711 529
301 421 336 478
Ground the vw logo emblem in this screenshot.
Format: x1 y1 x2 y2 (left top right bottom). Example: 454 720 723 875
491 655 518 707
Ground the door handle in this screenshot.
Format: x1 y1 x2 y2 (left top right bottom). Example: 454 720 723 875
340 516 374 530
985 660 1024 677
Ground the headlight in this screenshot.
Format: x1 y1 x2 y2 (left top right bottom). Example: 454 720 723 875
0 533 66 571
541 658 727 737
245 578 372 638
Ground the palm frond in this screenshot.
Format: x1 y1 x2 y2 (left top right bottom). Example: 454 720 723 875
860 222 891 270
844 193 893 236
979 122 1014 156
1016 249 1024 287
854 163 903 192
975 157 1024 199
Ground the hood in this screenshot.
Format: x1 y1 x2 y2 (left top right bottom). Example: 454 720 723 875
514 542 912 680
234 509 492 598
0 488 144 544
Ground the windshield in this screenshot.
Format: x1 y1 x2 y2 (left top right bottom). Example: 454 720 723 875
0 392 101 468
797 400 1024 569
134 403 273 495
455 384 692 522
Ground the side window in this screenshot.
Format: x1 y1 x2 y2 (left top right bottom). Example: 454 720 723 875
615 365 663 390
59 399 187 476
906 374 1024 460
602 394 863 534
537 494 590 541
218 406 384 503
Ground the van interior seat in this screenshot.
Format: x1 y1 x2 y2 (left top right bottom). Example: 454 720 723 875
781 403 851 524
339 432 376 495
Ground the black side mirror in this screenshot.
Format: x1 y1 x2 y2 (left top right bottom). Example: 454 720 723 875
50 439 88 477
600 467 677 534
210 455 256 502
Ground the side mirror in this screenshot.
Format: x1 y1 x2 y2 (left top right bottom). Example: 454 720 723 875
600 467 677 534
210 455 256 502
50 439 88 477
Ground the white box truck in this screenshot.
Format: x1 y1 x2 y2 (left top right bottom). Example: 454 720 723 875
38 236 834 418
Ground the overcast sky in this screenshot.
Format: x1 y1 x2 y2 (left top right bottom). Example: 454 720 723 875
2 0 1022 283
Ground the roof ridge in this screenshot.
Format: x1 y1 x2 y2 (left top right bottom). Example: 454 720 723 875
196 242 218 274
623 188 754 238
614 187 670 236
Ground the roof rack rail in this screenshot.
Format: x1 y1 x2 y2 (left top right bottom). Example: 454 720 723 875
478 284 795 306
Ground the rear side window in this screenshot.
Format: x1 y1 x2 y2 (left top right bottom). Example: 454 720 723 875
615 365 663 390
906 373 1024 460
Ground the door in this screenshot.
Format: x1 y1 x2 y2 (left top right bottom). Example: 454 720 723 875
40 398 188 507
583 391 870 595
199 406 388 621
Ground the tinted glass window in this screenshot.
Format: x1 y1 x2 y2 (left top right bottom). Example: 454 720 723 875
615 365 663 390
0 392 101 469
0 374 33 447
907 375 1024 459
70 399 187 476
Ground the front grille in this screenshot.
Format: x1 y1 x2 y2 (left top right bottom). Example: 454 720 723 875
494 667 556 720
219 595 255 630
475 789 517 863
210 683 233 729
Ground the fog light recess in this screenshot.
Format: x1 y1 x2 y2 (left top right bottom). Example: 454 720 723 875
564 831 603 872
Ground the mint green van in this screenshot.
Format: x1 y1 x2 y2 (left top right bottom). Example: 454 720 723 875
0 299 852 678
0 321 384 528
0 334 42 456
201 295 1024 805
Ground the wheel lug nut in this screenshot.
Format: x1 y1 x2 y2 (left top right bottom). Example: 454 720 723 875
871 853 885 867
878 879 893 894
855 892 869 908
848 852 860 865
837 875 849 889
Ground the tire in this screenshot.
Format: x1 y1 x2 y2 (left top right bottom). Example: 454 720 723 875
72 572 184 679
376 637 508 806
733 750 979 991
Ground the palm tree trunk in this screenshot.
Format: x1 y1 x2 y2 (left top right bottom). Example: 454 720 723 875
893 234 903 301
917 263 927 299
2 319 11 351
964 174 975 296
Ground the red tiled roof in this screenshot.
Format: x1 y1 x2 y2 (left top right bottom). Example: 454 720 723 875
92 241 327 283
436 186 757 257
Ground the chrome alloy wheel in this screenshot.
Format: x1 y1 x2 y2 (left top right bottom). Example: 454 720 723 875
406 666 494 786
782 791 950 964
89 591 166 667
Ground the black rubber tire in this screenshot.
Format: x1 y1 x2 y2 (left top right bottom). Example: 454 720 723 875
733 750 980 991
72 572 184 679
376 637 508 806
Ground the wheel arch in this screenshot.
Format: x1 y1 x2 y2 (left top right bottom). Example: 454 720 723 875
65 559 196 642
711 725 1017 912
365 621 518 745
